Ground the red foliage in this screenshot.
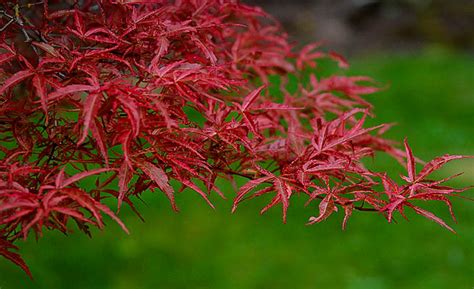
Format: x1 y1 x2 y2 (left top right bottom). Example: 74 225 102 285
0 0 471 277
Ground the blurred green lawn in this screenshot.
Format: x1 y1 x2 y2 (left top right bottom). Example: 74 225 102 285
1 48 473 289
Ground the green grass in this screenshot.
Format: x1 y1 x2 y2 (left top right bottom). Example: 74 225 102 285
1 48 473 289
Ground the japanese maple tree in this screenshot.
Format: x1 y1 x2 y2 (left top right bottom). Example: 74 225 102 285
0 0 471 277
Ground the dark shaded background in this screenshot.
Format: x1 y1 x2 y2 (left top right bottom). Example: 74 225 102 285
247 0 474 56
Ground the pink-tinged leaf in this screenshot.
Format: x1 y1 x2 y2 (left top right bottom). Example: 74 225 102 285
59 168 112 188
136 161 177 211
51 207 96 225
307 194 336 225
232 176 273 212
48 9 76 18
410 193 457 223
97 53 134 71
150 37 170 70
83 27 120 44
311 123 328 152
32 75 48 114
252 163 275 177
103 189 144 222
191 35 217 64
0 239 32 279
78 93 101 145
93 201 130 234
61 188 104 229
117 162 131 210
54 168 66 189
273 178 293 223
254 103 303 110
424 172 465 188
152 99 177 129
60 188 129 234
246 186 275 201
20 209 44 239
117 95 140 137
241 86 265 112
161 136 206 159
84 27 116 38
260 194 281 215
380 174 401 199
48 84 98 101
404 139 416 182
383 197 406 222
32 42 63 59
0 70 34 95
342 204 354 230
329 51 349 68
180 178 215 209
73 10 85 35
0 208 35 224
303 160 345 173
407 204 455 233
326 124 385 151
85 35 119 44
89 119 109 164
118 130 133 170
242 112 260 137
0 51 15 66
320 76 379 95
417 155 469 181
296 42 324 69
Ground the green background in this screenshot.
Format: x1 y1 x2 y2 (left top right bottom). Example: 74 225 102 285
0 48 473 289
